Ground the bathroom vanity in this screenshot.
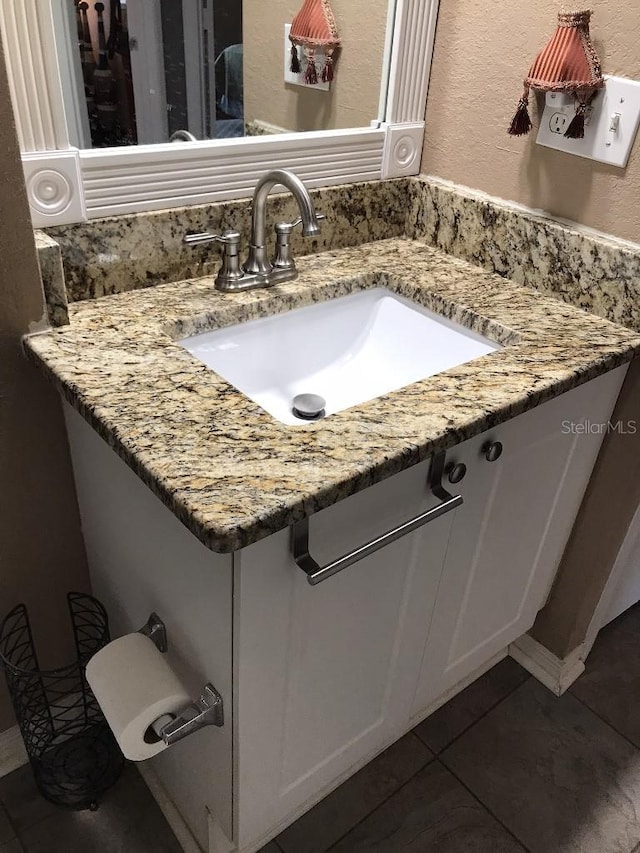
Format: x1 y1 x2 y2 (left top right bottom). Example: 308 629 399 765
24 238 640 853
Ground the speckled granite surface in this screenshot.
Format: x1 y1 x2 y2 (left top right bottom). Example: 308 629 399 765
38 175 640 334
34 230 70 327
408 176 640 332
24 238 640 553
44 179 410 302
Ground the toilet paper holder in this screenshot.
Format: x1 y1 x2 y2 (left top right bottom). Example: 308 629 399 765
138 613 224 746
158 683 224 747
139 612 168 653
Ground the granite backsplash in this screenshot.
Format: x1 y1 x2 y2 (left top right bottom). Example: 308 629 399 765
43 178 411 303
37 174 640 333
408 176 640 332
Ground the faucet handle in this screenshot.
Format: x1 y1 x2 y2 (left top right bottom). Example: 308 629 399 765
184 230 244 290
275 213 326 235
272 215 325 272
184 230 241 247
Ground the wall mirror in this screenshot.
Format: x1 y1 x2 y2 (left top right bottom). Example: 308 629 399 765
58 0 391 147
0 0 439 225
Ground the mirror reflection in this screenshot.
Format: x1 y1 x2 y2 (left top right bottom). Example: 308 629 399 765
65 0 390 148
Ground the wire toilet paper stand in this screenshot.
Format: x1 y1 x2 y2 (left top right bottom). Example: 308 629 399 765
0 593 124 809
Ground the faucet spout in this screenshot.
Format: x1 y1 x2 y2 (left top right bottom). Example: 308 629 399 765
244 169 321 276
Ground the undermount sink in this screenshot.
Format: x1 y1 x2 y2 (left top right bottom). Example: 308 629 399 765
178 288 501 426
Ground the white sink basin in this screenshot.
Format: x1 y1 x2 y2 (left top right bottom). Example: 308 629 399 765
178 288 501 425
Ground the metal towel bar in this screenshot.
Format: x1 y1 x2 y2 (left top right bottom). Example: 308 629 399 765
292 451 463 585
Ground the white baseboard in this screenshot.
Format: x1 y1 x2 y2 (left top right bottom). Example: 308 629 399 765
137 761 203 853
509 634 586 696
0 725 28 778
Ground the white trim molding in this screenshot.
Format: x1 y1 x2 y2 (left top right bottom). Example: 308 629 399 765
22 149 86 227
386 0 440 124
381 122 425 179
79 127 386 219
2 0 440 224
0 725 28 779
0 0 70 152
509 634 586 696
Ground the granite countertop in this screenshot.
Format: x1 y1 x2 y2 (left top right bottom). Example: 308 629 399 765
24 238 640 553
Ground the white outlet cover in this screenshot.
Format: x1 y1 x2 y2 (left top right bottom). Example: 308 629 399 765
536 75 640 168
283 23 330 91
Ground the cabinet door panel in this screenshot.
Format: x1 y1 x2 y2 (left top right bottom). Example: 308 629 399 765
412 367 627 716
235 458 453 848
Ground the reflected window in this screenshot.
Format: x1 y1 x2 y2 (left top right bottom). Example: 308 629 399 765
72 0 244 147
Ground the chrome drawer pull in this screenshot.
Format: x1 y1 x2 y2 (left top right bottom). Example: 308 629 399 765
292 452 463 586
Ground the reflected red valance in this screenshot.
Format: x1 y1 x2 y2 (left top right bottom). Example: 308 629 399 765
289 0 341 85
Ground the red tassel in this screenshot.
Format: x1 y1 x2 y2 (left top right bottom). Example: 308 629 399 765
564 102 587 139
508 96 532 137
290 43 301 74
304 51 318 85
321 55 334 83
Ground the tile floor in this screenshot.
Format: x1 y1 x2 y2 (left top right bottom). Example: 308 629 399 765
2 603 640 852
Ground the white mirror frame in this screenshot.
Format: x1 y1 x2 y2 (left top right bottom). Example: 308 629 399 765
1 0 439 226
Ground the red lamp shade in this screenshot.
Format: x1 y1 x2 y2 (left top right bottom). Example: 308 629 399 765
508 10 604 139
289 0 341 85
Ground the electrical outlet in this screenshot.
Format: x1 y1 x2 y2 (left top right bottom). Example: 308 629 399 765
549 112 568 134
283 23 330 91
536 75 640 167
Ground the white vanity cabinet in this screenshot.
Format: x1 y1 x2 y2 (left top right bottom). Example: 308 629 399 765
62 366 627 853
233 367 627 850
233 459 455 849
411 369 626 716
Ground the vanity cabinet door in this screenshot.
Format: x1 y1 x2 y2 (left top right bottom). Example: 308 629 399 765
411 367 627 718
234 458 455 850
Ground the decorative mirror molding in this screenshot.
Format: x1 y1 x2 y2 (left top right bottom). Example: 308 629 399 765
1 0 440 226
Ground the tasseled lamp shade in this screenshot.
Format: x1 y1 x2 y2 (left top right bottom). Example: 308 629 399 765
289 0 341 85
508 10 604 140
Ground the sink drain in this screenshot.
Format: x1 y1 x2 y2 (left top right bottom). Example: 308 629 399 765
292 393 326 421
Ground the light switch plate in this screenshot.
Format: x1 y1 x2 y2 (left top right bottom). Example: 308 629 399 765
536 75 640 168
283 23 330 91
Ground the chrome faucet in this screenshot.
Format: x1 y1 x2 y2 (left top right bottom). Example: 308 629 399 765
184 169 323 292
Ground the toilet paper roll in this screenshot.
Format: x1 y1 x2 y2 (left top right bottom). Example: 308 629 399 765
86 632 191 761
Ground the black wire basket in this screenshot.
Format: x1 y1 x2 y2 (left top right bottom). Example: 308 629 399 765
0 593 124 810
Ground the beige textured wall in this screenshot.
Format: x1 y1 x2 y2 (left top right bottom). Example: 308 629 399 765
422 0 640 243
0 42 89 732
243 0 388 132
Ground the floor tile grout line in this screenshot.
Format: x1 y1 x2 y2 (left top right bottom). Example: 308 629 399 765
321 750 435 853
414 671 532 756
570 690 640 754
3 810 57 839
320 673 531 852
438 758 533 853
0 802 21 848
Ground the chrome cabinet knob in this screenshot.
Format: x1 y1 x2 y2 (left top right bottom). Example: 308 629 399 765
483 440 503 462
446 462 467 484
